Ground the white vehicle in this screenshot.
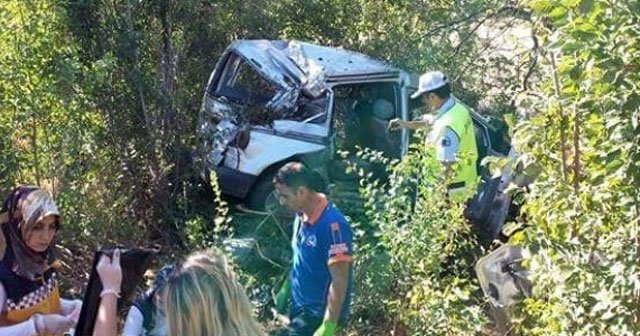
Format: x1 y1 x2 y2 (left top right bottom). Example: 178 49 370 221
197 40 413 210
198 40 512 225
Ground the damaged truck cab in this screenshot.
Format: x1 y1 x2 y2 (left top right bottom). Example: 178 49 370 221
198 40 413 211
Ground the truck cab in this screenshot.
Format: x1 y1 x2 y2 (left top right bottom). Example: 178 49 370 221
198 40 414 211
198 39 511 223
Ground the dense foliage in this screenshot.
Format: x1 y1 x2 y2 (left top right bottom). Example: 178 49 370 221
349 144 486 335
510 0 640 335
0 2 140 248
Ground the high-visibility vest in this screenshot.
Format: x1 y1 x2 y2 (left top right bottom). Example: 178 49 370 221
431 101 479 199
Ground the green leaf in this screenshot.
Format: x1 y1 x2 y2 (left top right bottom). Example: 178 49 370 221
549 6 567 21
622 92 640 112
578 0 595 14
560 41 583 53
561 0 581 7
481 156 512 178
529 0 553 12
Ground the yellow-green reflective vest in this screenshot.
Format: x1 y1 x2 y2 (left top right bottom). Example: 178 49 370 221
431 102 479 199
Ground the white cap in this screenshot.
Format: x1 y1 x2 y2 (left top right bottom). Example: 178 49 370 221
410 71 448 99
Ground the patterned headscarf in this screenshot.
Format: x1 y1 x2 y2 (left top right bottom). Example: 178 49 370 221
0 186 60 280
152 264 175 293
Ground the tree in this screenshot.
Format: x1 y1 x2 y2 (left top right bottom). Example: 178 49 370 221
511 0 640 334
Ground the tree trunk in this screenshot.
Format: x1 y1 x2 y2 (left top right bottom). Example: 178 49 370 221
160 0 176 137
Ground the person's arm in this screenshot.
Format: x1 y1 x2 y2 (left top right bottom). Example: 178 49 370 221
0 283 37 336
436 127 460 169
315 220 353 336
0 283 76 336
122 306 145 336
94 295 118 336
60 298 82 317
92 249 122 336
323 262 350 324
388 119 430 131
0 319 38 336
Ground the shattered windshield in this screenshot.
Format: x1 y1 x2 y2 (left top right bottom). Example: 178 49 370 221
215 55 277 105
205 52 328 127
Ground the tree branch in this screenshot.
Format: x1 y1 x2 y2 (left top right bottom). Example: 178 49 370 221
453 17 518 82
521 28 539 91
17 4 41 186
422 7 491 38
571 104 581 238
423 4 531 38
550 53 569 182
450 10 495 60
125 0 151 138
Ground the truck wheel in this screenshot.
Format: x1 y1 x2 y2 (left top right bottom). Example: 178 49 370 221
248 172 275 210
247 172 291 219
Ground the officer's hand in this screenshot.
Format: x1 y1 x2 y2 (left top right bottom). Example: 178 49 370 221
33 313 75 335
420 114 435 125
274 279 291 315
313 321 337 336
388 118 402 131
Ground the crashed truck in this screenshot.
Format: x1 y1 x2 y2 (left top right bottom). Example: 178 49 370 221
197 39 513 236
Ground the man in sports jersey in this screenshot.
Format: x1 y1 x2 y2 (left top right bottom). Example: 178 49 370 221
273 162 353 336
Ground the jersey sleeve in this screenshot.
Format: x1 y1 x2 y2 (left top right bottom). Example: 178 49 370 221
325 220 353 266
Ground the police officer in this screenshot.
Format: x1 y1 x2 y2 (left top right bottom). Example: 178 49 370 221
389 71 478 199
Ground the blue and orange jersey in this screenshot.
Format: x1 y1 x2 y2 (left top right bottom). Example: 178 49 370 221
289 196 354 320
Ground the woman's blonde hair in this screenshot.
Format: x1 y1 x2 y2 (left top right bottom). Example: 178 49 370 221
165 250 264 336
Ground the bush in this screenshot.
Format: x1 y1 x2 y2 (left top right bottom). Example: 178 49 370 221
508 1 640 335
351 140 487 335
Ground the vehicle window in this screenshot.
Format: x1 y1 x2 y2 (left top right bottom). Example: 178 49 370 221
210 52 330 129
295 93 328 123
216 55 276 104
332 82 401 158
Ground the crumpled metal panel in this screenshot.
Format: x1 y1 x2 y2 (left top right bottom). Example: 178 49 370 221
285 40 327 97
201 94 235 121
227 40 328 115
223 131 325 176
266 88 299 116
230 40 304 93
198 97 238 171
283 40 399 78
200 118 238 167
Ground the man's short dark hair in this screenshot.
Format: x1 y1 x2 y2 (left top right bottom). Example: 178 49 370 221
425 83 451 100
273 162 324 192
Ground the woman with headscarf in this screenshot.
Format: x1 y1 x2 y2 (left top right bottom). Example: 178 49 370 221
122 264 175 336
0 186 82 335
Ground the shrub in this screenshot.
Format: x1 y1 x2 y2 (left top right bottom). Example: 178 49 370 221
351 139 487 335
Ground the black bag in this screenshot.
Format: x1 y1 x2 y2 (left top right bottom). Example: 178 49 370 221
464 176 502 245
74 248 155 336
